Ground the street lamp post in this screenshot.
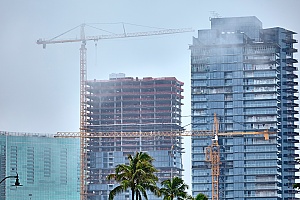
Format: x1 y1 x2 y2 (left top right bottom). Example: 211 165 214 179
0 173 22 186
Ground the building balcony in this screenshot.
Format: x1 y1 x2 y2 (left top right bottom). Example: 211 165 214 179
244 72 277 78
244 102 278 108
283 153 299 158
281 160 297 166
283 95 299 101
87 107 100 111
245 95 277 100
282 117 299 122
244 58 277 65
244 193 278 198
89 91 183 98
283 66 298 71
244 81 278 86
86 95 100 101
284 190 298 194
282 88 298 93
283 102 299 107
245 117 277 123
244 88 277 93
278 124 298 129
285 197 300 200
284 168 299 173
284 146 299 150
282 38 298 43
285 175 300 180
192 97 208 102
284 132 299 137
283 81 298 86
282 47 298 53
283 139 299 143
283 182 296 187
284 73 298 79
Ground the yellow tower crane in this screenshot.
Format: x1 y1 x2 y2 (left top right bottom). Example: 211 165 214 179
204 114 271 200
37 23 193 200
55 124 275 200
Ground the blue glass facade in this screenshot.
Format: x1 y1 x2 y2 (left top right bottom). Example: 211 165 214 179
0 131 80 200
190 17 298 199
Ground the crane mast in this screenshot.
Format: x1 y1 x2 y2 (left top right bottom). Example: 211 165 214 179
80 42 88 198
37 23 193 200
205 114 220 200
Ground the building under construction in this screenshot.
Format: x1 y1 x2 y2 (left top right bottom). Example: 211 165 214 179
85 74 184 200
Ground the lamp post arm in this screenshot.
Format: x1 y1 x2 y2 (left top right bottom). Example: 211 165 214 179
0 176 17 184
0 174 18 184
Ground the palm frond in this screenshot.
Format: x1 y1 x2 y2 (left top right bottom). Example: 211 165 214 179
108 185 126 200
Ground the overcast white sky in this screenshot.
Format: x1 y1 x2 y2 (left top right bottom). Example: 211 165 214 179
1 0 300 191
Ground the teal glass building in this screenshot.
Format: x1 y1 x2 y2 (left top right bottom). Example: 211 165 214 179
190 17 298 199
0 131 80 200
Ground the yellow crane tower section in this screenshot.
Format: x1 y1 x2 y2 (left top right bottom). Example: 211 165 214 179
205 113 221 200
55 126 275 200
203 114 271 200
37 23 193 200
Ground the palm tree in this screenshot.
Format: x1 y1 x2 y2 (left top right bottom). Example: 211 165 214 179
185 193 208 200
107 152 160 200
195 193 208 200
160 177 189 200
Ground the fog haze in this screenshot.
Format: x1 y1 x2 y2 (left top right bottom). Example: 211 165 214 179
1 0 299 191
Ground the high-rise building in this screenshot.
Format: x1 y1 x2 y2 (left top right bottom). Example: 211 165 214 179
86 75 184 200
190 16 298 199
0 131 80 200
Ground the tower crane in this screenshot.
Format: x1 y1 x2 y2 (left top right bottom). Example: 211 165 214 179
55 119 275 200
37 23 194 200
203 114 271 200
37 24 275 200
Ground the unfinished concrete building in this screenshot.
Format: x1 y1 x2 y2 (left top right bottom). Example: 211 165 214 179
86 74 184 200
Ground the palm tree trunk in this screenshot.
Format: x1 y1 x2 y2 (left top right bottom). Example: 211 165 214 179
132 188 135 200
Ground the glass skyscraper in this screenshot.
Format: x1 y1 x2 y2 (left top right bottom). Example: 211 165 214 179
0 131 80 200
190 16 298 199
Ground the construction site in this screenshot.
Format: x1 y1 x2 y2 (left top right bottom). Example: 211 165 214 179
38 18 298 200
35 23 195 200
1 15 298 200
85 74 184 199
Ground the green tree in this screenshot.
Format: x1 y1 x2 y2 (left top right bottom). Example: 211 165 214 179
107 152 160 200
195 193 208 200
160 177 189 200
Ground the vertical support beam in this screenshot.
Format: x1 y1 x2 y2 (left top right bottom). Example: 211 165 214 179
204 113 220 200
205 143 220 200
211 141 220 200
80 40 87 200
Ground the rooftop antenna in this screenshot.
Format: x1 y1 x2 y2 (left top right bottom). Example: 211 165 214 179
209 11 222 21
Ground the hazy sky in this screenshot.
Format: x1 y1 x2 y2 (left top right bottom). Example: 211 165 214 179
1 0 300 190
